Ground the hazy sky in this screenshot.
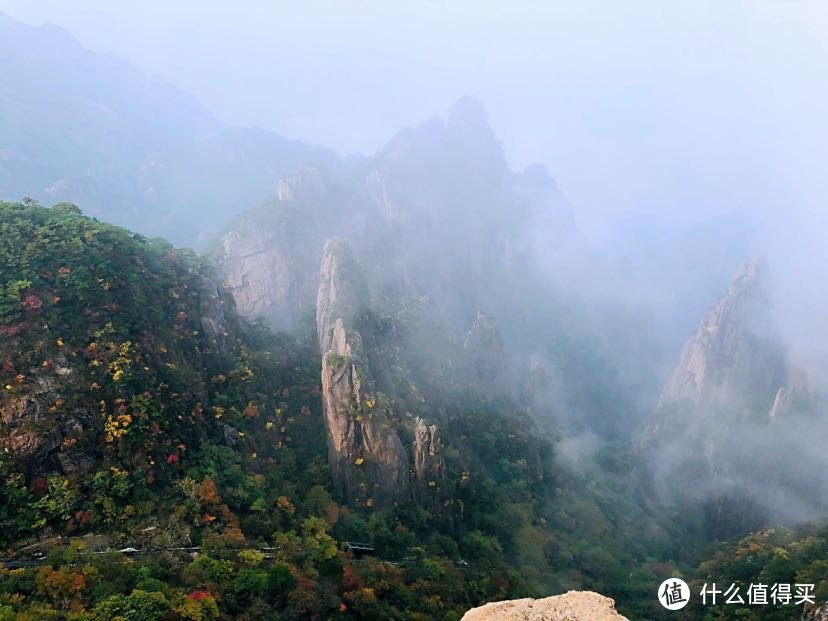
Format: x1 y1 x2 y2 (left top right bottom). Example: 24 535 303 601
2 0 827 234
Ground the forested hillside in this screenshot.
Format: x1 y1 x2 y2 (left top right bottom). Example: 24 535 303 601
0 201 697 620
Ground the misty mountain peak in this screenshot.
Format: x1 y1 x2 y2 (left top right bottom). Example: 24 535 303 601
276 162 332 202
655 258 781 410
447 96 491 134
379 96 503 173
732 256 764 290
522 163 558 189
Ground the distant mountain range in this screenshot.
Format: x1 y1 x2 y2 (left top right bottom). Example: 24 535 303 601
0 10 335 245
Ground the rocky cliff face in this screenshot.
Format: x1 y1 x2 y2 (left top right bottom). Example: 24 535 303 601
464 311 509 394
213 98 577 340
197 273 236 356
214 165 333 332
643 260 818 450
0 354 77 464
655 260 787 412
461 591 628 621
645 259 814 447
412 417 445 503
276 163 331 203
643 260 823 534
316 239 370 354
316 239 408 507
217 226 318 333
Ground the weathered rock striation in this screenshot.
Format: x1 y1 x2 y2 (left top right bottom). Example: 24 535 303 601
461 591 629 621
645 259 814 445
316 239 370 354
316 239 408 507
216 221 320 333
197 273 235 355
412 417 445 502
656 260 785 410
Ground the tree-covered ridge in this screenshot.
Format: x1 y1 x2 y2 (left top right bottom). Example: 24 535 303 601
684 525 828 620
0 200 328 543
0 202 590 619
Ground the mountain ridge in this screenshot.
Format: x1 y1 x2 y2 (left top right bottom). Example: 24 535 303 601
0 10 335 245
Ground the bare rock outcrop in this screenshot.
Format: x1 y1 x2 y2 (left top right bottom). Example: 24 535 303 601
197 274 234 355
215 98 578 341
412 417 445 501
217 222 319 333
645 259 815 446
317 239 408 507
656 260 784 410
461 591 628 621
215 166 334 332
804 602 828 621
464 311 509 394
0 355 89 468
276 163 331 203
641 260 824 533
316 239 370 355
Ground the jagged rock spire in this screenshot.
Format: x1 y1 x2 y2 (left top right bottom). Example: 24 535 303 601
316 238 370 355
412 417 445 504
656 259 784 410
316 239 408 507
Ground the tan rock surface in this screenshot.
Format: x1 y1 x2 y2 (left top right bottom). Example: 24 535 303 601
461 591 629 621
654 259 790 413
316 239 408 507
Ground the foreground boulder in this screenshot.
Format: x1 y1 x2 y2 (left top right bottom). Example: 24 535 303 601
461 591 628 621
804 602 828 620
